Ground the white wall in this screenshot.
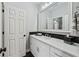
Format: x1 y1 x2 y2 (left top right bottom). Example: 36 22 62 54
4 2 38 51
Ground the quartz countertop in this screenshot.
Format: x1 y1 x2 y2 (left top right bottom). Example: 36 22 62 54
30 35 79 57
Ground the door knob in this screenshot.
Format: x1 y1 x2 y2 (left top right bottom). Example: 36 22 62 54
23 35 26 37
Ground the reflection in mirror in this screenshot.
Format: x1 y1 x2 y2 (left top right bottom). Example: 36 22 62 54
53 17 62 30
47 18 53 29
38 2 71 32
53 18 57 29
58 17 62 29
77 14 79 30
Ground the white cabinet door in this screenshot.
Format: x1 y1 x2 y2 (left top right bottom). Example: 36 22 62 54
30 37 38 57
30 36 49 57
37 40 49 57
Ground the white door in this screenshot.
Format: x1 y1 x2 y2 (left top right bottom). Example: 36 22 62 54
0 2 2 57
4 4 27 57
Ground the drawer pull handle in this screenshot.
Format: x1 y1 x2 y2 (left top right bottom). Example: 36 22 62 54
37 47 39 53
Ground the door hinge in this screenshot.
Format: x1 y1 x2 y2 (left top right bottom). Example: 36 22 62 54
0 48 6 56
0 48 2 54
0 48 6 54
2 32 4 35
2 48 6 52
2 9 4 13
2 48 6 57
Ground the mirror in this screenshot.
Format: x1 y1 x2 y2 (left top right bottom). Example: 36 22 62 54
76 14 79 30
38 2 71 32
53 17 62 30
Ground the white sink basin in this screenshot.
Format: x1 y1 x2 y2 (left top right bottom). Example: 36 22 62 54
41 36 52 40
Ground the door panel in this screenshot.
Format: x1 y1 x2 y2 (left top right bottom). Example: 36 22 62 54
19 19 24 34
19 38 25 56
9 39 16 56
4 4 26 57
9 18 15 34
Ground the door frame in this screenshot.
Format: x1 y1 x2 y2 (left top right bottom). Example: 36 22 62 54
0 2 5 57
2 2 5 57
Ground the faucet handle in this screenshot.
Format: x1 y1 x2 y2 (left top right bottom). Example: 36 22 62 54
66 34 70 38
45 34 48 37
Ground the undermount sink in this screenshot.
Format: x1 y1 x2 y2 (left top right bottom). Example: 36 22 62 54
41 36 52 39
36 35 63 43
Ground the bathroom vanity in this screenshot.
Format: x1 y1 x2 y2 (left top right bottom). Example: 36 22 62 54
29 2 79 57
30 34 79 57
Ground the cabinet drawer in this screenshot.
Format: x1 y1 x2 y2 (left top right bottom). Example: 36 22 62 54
49 54 58 57
50 46 62 55
50 46 62 57
54 48 74 57
50 46 74 57
50 50 63 57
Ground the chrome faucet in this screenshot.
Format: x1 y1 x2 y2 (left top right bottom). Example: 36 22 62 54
45 34 49 37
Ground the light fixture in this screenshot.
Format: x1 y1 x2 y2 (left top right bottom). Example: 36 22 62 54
41 2 53 10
